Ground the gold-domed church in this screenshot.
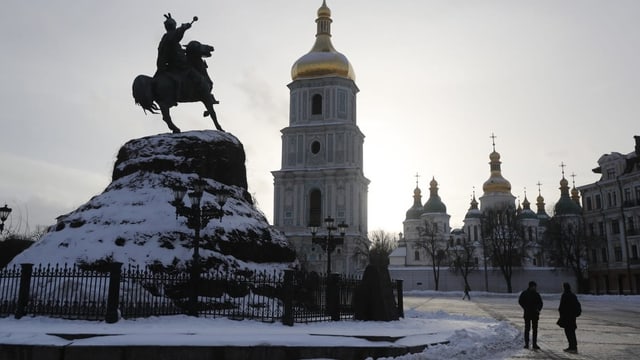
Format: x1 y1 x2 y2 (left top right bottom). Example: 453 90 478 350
389 136 578 292
273 1 370 275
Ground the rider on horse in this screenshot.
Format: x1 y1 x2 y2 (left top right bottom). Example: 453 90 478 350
155 14 218 105
133 14 223 133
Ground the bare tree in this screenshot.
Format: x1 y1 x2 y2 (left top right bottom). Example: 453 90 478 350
369 229 397 256
449 236 477 292
350 230 397 267
542 216 589 293
480 207 526 293
415 220 449 291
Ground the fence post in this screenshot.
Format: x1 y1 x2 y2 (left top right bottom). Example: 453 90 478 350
15 263 33 319
282 270 294 326
395 279 404 318
327 273 341 321
105 262 123 324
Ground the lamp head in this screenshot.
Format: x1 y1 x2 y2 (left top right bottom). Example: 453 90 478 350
172 186 187 204
217 192 228 208
338 221 348 236
193 179 206 194
324 216 334 228
188 191 203 208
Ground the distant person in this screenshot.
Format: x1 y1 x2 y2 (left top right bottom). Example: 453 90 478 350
518 281 543 349
462 284 471 300
558 282 581 353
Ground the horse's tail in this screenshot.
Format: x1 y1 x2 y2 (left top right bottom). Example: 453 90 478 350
132 75 159 114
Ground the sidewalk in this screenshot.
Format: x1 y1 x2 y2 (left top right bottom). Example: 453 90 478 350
405 293 640 360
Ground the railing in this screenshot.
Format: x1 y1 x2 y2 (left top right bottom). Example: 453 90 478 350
0 263 403 325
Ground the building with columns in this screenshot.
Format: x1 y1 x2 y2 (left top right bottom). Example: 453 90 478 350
272 1 370 275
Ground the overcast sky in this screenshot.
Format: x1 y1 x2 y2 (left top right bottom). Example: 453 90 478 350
1 0 639 236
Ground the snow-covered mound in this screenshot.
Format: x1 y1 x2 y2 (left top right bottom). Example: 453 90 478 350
9 131 296 273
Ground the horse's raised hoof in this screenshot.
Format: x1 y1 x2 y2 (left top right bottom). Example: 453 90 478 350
203 111 209 117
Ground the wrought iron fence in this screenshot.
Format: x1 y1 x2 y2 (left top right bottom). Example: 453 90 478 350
0 263 403 325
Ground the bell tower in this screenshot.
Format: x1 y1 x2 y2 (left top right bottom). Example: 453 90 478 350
272 1 369 274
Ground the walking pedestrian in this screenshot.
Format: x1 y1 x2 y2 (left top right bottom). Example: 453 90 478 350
518 281 543 349
558 282 581 353
462 284 471 300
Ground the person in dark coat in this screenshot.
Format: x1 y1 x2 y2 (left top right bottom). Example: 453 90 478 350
462 283 471 300
518 281 543 349
558 282 581 353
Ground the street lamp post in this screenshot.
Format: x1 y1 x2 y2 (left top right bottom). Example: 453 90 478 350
170 182 228 316
0 204 12 233
309 216 348 274
309 216 348 320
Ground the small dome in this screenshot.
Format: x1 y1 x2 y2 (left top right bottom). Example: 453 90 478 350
405 186 423 220
423 177 447 213
518 197 538 220
465 194 482 219
554 197 582 216
554 177 582 216
560 177 569 188
424 196 447 213
317 1 331 17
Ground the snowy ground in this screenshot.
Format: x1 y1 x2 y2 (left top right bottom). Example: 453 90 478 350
0 294 521 360
0 292 638 360
3 291 635 360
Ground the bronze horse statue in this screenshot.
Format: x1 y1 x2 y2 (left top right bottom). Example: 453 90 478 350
132 40 223 133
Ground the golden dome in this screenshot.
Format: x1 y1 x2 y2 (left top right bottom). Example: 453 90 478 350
482 150 512 193
291 1 355 81
560 177 569 188
318 0 331 17
483 176 512 193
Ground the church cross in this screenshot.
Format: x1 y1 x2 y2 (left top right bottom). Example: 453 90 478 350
490 133 497 152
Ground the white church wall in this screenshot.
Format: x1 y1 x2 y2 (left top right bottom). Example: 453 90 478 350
389 266 576 293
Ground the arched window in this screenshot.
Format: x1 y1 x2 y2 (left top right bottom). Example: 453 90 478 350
414 250 420 261
312 94 323 115
309 189 322 226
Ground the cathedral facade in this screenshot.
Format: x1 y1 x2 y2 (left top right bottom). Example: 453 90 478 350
390 140 578 292
272 1 370 275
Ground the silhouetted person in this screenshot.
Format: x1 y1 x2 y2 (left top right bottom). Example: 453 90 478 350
558 282 581 353
156 13 192 74
518 281 543 349
462 284 471 300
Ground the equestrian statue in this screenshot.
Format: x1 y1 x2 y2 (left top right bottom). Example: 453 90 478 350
133 13 223 133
